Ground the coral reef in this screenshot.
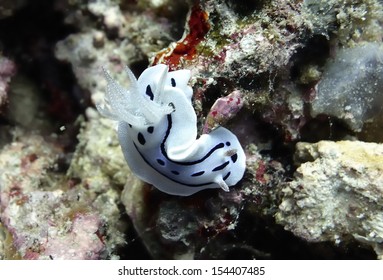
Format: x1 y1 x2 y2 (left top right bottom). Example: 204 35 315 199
303 0 383 47
1 0 382 259
0 130 126 259
67 113 130 190
55 0 180 105
276 141 383 259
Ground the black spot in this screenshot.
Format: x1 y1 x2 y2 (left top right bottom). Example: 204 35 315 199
157 159 165 166
146 85 154 100
171 78 176 87
128 124 132 128
212 161 230 172
147 126 154 133
137 133 146 145
191 171 205 177
231 154 238 163
226 141 231 146
223 172 231 180
171 170 179 175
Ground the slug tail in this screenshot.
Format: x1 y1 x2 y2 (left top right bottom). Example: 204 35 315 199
216 177 230 192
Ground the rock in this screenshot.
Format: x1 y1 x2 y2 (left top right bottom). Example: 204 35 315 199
55 30 137 105
67 113 131 190
311 43 383 133
0 0 26 19
303 0 383 47
4 75 49 130
276 140 383 259
0 56 16 112
0 132 126 259
121 147 287 259
153 0 306 75
54 0 181 127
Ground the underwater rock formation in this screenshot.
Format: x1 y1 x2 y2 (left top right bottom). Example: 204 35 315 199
0 133 126 259
55 0 179 106
121 149 286 259
303 0 383 47
277 141 383 259
0 56 16 112
311 43 383 133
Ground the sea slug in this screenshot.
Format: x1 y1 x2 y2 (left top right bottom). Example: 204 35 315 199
97 64 246 196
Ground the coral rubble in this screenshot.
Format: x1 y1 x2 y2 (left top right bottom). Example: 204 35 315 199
277 141 383 259
0 131 126 259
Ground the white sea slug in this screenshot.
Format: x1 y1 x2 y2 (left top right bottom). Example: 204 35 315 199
97 64 246 196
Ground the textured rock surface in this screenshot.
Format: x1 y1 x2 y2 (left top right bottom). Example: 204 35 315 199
121 148 288 259
0 133 125 259
67 111 130 190
0 56 16 112
4 75 52 131
311 43 383 132
276 141 383 259
303 0 383 47
55 0 179 105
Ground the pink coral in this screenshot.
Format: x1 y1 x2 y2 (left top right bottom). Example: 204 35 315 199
43 213 105 260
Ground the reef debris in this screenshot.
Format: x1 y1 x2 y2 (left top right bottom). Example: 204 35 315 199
276 140 383 259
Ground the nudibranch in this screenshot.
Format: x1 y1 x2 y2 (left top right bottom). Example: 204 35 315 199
97 64 246 196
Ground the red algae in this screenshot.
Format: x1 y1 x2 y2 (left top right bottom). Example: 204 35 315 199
153 4 210 70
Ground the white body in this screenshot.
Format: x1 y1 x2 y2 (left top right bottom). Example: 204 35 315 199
97 64 246 196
